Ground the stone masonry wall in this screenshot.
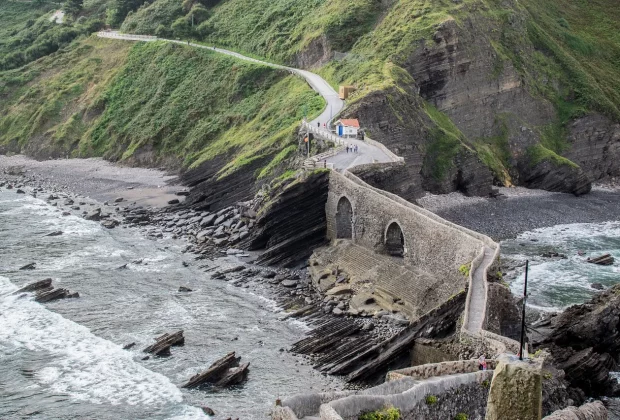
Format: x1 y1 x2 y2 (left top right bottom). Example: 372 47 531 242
326 170 485 306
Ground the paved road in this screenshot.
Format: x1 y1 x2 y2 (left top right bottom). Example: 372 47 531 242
97 32 343 127
324 138 393 170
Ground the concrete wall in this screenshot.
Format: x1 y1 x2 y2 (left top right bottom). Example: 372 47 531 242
326 170 485 304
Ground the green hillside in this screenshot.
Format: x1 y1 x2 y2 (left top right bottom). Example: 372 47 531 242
0 36 323 178
1 0 619 197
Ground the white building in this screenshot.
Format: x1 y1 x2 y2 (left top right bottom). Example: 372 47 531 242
335 119 360 138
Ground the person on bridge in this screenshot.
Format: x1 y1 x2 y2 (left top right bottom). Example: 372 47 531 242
317 122 320 128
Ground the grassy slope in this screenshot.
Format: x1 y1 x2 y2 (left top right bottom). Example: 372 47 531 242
0 36 324 178
122 0 383 64
86 40 324 174
0 37 131 156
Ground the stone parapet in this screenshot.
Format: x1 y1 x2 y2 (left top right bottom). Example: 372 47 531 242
387 359 497 382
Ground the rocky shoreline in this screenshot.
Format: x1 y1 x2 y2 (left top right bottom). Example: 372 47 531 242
0 161 407 385
420 184 620 241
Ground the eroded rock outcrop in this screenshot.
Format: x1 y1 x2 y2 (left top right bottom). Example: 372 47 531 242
241 170 330 267
532 284 620 399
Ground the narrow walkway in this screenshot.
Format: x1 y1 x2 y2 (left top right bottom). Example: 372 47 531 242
466 246 496 332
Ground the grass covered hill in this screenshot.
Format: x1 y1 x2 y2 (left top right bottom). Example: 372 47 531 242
0 36 323 178
1 0 619 200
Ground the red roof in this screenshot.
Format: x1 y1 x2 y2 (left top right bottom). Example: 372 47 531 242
338 119 360 128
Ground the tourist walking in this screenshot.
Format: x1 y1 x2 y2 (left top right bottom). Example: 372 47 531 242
478 355 487 371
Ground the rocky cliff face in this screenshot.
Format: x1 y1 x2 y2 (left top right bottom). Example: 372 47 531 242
241 170 330 267
532 284 620 399
339 5 618 198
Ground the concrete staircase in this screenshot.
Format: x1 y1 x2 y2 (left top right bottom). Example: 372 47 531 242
329 241 439 318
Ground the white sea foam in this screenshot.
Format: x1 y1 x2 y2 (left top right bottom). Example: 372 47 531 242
0 276 187 407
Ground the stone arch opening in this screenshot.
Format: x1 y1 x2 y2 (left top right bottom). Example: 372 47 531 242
385 221 405 257
336 196 353 239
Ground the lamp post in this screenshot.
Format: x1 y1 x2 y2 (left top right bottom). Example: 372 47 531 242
519 260 529 360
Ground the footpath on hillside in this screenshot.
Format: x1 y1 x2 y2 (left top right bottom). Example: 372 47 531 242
97 31 393 170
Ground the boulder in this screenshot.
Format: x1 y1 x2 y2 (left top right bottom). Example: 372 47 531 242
13 278 52 294
85 208 102 221
167 199 180 205
485 355 543 420
200 214 216 227
114 197 124 203
178 286 193 292
532 284 620 398
44 231 63 237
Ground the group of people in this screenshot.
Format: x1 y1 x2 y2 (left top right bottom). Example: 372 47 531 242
346 144 359 154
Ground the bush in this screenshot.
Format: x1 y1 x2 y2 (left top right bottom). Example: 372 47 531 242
425 395 438 405
454 413 468 420
359 407 401 420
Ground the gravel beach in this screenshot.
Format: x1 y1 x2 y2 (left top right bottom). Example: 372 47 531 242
0 155 183 208
419 185 620 240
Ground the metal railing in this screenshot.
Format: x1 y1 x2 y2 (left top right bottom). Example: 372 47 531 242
301 121 345 146
98 31 158 40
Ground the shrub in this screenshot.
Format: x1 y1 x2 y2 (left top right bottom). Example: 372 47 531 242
359 406 401 420
425 395 437 405
454 413 468 420
459 264 471 278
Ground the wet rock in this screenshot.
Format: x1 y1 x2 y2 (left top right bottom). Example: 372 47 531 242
591 283 605 290
116 263 128 270
13 278 52 294
143 330 185 356
176 190 190 196
16 189 25 194
114 197 124 203
332 307 343 316
19 262 36 270
44 231 63 237
281 280 298 288
167 199 180 205
84 208 102 221
101 219 120 229
182 352 249 389
201 407 215 416
123 342 136 350
178 286 193 292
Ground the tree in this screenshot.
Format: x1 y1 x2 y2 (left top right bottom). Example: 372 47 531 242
63 0 83 17
171 17 191 40
106 0 148 27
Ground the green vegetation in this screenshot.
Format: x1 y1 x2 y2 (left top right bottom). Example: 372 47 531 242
359 406 401 420
482 379 490 388
425 395 438 405
454 413 469 420
459 264 471 278
0 37 131 155
0 37 323 179
526 144 578 169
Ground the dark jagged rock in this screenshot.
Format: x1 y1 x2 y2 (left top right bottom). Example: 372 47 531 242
182 352 241 388
181 154 272 212
13 278 52 294
518 159 592 196
143 330 185 356
44 231 63 237
532 284 620 399
123 342 136 350
167 199 180 205
101 220 120 229
16 188 25 194
19 262 36 270
240 171 330 267
215 362 249 386
178 286 193 292
35 288 70 303
84 208 102 221
201 407 215 416
587 254 615 266
349 162 422 201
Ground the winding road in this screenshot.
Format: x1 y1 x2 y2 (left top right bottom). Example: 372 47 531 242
97 31 393 169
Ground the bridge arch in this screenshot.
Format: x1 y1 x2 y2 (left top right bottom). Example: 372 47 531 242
385 220 405 257
335 196 354 239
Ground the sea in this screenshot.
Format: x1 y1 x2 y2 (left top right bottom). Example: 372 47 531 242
0 189 338 419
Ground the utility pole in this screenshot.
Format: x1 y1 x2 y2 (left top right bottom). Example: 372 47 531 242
519 260 529 360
